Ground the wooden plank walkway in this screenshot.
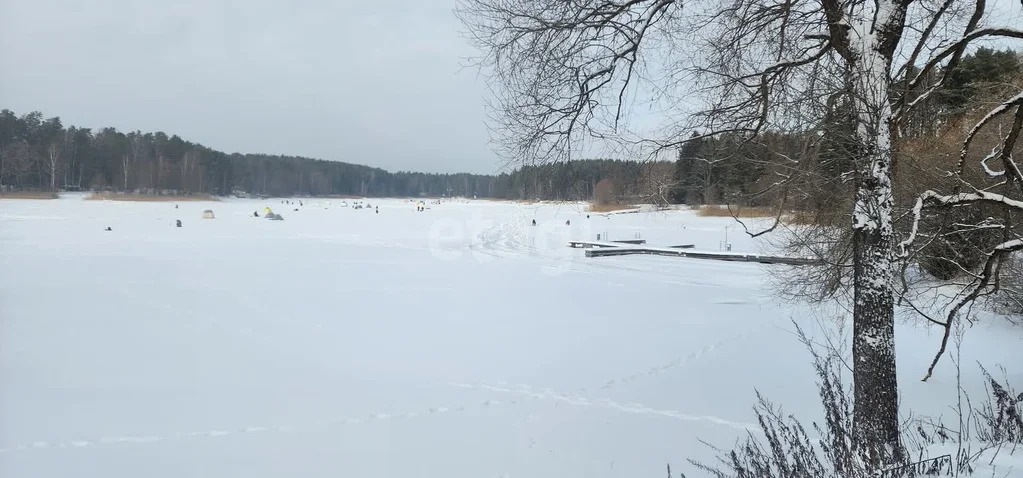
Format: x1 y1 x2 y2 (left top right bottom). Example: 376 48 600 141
569 240 818 265
569 240 651 248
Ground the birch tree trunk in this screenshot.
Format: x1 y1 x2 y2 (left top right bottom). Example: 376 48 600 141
47 143 59 191
181 152 189 193
122 153 129 190
849 96 901 467
842 1 905 466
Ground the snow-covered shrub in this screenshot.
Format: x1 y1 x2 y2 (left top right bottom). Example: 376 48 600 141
688 326 866 478
974 367 1023 445
906 367 1022 476
689 328 1022 477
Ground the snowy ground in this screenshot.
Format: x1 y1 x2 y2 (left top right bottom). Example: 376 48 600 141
1 195 1021 477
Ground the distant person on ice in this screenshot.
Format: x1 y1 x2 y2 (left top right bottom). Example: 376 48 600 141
254 211 259 217
565 220 570 226
531 219 536 226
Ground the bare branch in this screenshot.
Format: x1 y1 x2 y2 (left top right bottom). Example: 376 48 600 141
922 238 1023 382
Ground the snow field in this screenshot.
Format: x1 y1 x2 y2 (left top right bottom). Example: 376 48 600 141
1 195 1021 477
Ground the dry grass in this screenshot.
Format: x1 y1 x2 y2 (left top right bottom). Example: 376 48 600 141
697 205 778 218
0 191 59 199
588 203 637 212
87 192 219 202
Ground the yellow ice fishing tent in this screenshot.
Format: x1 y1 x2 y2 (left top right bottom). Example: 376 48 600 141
263 207 273 215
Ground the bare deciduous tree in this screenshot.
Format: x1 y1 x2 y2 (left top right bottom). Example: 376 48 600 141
121 152 130 190
459 0 1023 471
1 141 33 189
47 142 60 192
638 160 676 205
129 131 145 190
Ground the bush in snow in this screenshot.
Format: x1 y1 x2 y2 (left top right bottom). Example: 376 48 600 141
907 366 1022 476
688 325 866 478
688 326 1022 478
974 366 1023 445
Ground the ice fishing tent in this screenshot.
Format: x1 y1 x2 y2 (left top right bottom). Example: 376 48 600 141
202 209 215 219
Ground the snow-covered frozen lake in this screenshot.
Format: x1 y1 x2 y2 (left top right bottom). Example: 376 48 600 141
2 195 1021 477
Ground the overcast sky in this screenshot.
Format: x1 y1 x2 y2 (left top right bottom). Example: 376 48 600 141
0 0 497 174
2 1 1021 175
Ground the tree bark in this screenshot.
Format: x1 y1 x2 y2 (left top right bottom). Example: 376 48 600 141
851 180 902 468
122 153 129 190
48 143 59 191
848 28 904 468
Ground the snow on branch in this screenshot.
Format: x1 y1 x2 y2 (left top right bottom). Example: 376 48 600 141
958 92 1023 176
898 189 1023 258
920 189 1023 210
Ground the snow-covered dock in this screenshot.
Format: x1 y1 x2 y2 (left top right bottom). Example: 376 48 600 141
570 240 818 265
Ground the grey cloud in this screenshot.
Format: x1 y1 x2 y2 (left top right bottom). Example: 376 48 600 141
0 0 500 174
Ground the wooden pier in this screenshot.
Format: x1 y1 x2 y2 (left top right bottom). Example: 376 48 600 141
568 240 652 248
569 240 819 265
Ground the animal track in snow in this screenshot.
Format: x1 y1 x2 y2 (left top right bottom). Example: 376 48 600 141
599 332 748 391
451 381 753 431
0 394 517 455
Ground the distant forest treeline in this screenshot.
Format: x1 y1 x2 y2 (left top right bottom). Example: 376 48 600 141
0 108 669 200
2 48 1018 203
